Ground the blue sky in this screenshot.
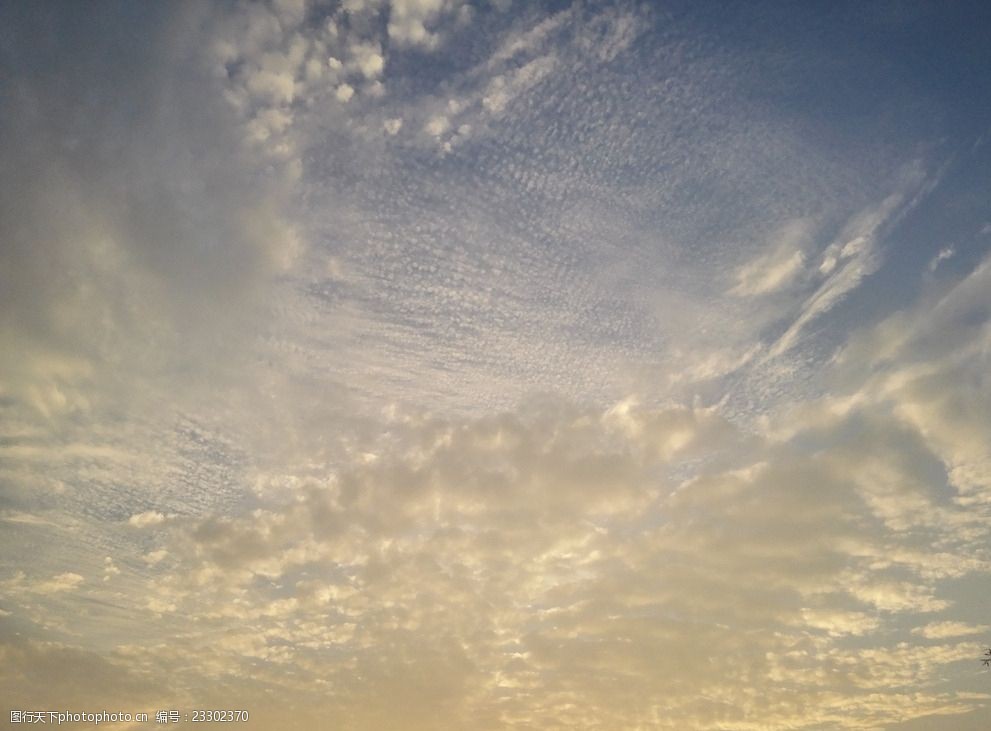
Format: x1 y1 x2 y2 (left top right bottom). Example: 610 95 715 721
2 1 991 728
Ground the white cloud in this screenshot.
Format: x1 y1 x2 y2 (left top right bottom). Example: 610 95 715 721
387 0 465 50
35 572 84 594
349 40 385 79
486 7 572 67
912 621 989 639
799 607 880 636
425 114 450 137
574 5 643 63
244 66 296 106
928 246 955 272
0 511 58 527
768 166 931 358
731 218 814 296
481 54 556 114
272 0 307 26
143 550 169 566
128 511 166 528
102 557 120 582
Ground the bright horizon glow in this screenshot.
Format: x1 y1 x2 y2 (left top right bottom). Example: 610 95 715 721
2 1 991 729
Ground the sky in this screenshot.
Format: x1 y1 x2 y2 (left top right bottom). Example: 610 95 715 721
1 0 991 728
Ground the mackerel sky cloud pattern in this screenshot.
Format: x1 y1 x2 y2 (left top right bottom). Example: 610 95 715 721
2 1 991 729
